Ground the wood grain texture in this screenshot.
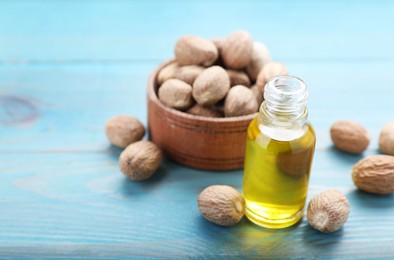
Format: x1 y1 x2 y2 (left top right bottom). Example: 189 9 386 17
1 0 394 258
1 1 394 62
0 61 392 152
1 152 394 258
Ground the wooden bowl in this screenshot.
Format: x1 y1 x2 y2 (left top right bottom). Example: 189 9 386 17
147 60 257 170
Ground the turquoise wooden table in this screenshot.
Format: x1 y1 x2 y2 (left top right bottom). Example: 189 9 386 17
1 1 394 259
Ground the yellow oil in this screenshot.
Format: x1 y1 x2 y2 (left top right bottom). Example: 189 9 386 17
243 117 316 229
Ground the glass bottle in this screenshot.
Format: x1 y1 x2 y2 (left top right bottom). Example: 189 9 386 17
242 75 316 229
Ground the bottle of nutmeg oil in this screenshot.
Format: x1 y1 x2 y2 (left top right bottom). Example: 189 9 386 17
243 75 316 229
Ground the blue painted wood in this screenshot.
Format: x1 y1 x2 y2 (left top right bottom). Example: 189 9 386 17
0 62 392 152
0 1 394 62
1 0 394 258
0 151 393 258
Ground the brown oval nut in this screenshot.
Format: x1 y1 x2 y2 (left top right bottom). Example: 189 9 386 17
186 104 223 118
105 115 145 148
256 62 289 93
307 190 350 233
157 62 179 85
227 70 251 87
211 38 225 67
175 35 218 67
277 146 315 177
330 120 370 154
158 79 193 110
379 122 394 155
246 41 271 82
250 84 263 106
198 185 245 226
175 65 204 85
221 30 253 69
212 38 225 53
352 155 394 195
119 141 163 181
193 66 230 106
224 85 258 117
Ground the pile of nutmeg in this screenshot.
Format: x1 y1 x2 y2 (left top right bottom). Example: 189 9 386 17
156 30 288 117
330 120 394 195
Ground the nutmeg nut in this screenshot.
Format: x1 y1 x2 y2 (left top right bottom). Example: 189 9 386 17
379 122 394 155
246 41 271 82
227 69 251 87
186 104 223 118
224 85 258 117
158 79 193 110
307 190 350 233
105 115 145 148
212 38 225 53
277 146 315 177
330 120 370 154
119 141 163 181
198 185 245 226
352 154 394 195
221 30 253 69
193 66 230 106
157 62 179 85
175 65 204 85
175 35 218 67
256 62 289 93
250 84 263 106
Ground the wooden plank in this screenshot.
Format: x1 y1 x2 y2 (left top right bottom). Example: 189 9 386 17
0 63 153 152
0 0 394 61
0 151 393 258
1 61 393 152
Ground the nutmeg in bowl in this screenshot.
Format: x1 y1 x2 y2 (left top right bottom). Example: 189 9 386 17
147 60 258 170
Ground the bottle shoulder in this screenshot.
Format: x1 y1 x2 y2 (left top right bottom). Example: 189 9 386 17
247 116 316 147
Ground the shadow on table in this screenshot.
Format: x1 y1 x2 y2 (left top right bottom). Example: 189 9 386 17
301 223 345 246
119 164 168 196
347 189 394 208
328 145 364 164
107 144 123 161
195 215 347 257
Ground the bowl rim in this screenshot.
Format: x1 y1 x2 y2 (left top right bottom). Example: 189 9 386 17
148 59 258 123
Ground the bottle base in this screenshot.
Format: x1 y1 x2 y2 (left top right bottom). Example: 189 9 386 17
245 206 304 229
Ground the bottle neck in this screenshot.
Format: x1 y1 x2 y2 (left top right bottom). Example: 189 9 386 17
260 75 308 129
